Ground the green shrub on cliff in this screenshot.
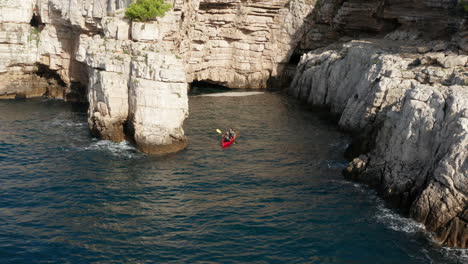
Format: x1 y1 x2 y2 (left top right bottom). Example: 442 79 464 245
463 0 468 12
125 0 172 22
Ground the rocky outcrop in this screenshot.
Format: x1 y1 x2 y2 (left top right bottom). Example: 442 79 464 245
75 8 189 154
290 39 467 247
289 0 468 248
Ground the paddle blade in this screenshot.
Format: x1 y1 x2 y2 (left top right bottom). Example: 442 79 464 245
216 129 222 134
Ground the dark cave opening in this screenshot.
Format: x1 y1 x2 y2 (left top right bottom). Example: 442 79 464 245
35 63 66 87
287 52 302 65
189 81 232 96
67 82 88 103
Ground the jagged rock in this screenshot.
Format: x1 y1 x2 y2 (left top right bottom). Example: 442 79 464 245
290 40 468 247
343 155 369 180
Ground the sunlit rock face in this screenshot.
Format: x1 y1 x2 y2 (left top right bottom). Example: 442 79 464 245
0 0 190 154
0 0 41 99
0 0 315 154
75 11 188 154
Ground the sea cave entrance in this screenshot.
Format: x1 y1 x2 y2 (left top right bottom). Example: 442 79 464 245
189 81 232 96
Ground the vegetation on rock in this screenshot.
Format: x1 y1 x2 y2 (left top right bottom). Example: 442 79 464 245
461 0 468 12
125 0 172 22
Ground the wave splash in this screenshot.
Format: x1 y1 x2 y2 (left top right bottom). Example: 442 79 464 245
375 202 426 234
441 247 468 263
81 140 140 158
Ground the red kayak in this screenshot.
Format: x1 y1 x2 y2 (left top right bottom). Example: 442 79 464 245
221 134 238 148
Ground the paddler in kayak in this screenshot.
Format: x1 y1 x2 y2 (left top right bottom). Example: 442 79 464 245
228 128 236 139
223 132 231 143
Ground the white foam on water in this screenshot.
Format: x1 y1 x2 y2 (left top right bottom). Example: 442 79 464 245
197 92 264 97
375 203 426 233
82 140 140 158
335 180 467 263
441 247 468 263
48 118 87 128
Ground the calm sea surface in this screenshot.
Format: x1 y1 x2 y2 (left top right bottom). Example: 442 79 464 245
0 91 466 263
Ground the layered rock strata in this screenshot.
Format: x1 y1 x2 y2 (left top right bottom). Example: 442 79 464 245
0 0 43 99
75 9 189 154
179 0 315 88
298 0 467 52
0 0 190 154
0 0 315 154
290 39 467 247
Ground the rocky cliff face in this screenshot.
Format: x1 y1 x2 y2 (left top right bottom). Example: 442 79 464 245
0 0 314 154
289 0 467 248
76 13 189 154
1 0 467 249
179 0 314 88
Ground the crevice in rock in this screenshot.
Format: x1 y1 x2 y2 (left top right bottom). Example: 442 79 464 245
30 13 45 31
287 52 302 65
35 63 66 87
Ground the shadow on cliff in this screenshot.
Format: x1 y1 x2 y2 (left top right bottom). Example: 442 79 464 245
34 10 90 103
266 5 319 91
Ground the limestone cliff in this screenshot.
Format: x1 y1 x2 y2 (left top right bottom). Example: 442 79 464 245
1 0 467 249
289 0 467 248
0 0 314 154
179 0 314 88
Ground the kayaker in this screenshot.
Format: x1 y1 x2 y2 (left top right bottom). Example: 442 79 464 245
223 132 231 142
228 128 236 139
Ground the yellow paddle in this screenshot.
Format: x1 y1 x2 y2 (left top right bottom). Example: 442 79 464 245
216 129 222 134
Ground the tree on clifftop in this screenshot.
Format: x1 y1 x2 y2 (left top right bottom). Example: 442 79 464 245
125 0 172 22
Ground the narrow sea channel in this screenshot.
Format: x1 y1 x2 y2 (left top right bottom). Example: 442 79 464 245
0 91 465 263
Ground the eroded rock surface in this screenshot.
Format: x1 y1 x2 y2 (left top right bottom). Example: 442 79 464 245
290 40 468 248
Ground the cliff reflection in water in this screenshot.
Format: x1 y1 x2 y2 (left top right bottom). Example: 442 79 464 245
0 94 465 264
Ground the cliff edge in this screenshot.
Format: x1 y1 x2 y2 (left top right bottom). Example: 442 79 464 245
289 0 467 248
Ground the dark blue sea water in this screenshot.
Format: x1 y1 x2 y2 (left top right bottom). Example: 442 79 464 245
0 92 466 264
